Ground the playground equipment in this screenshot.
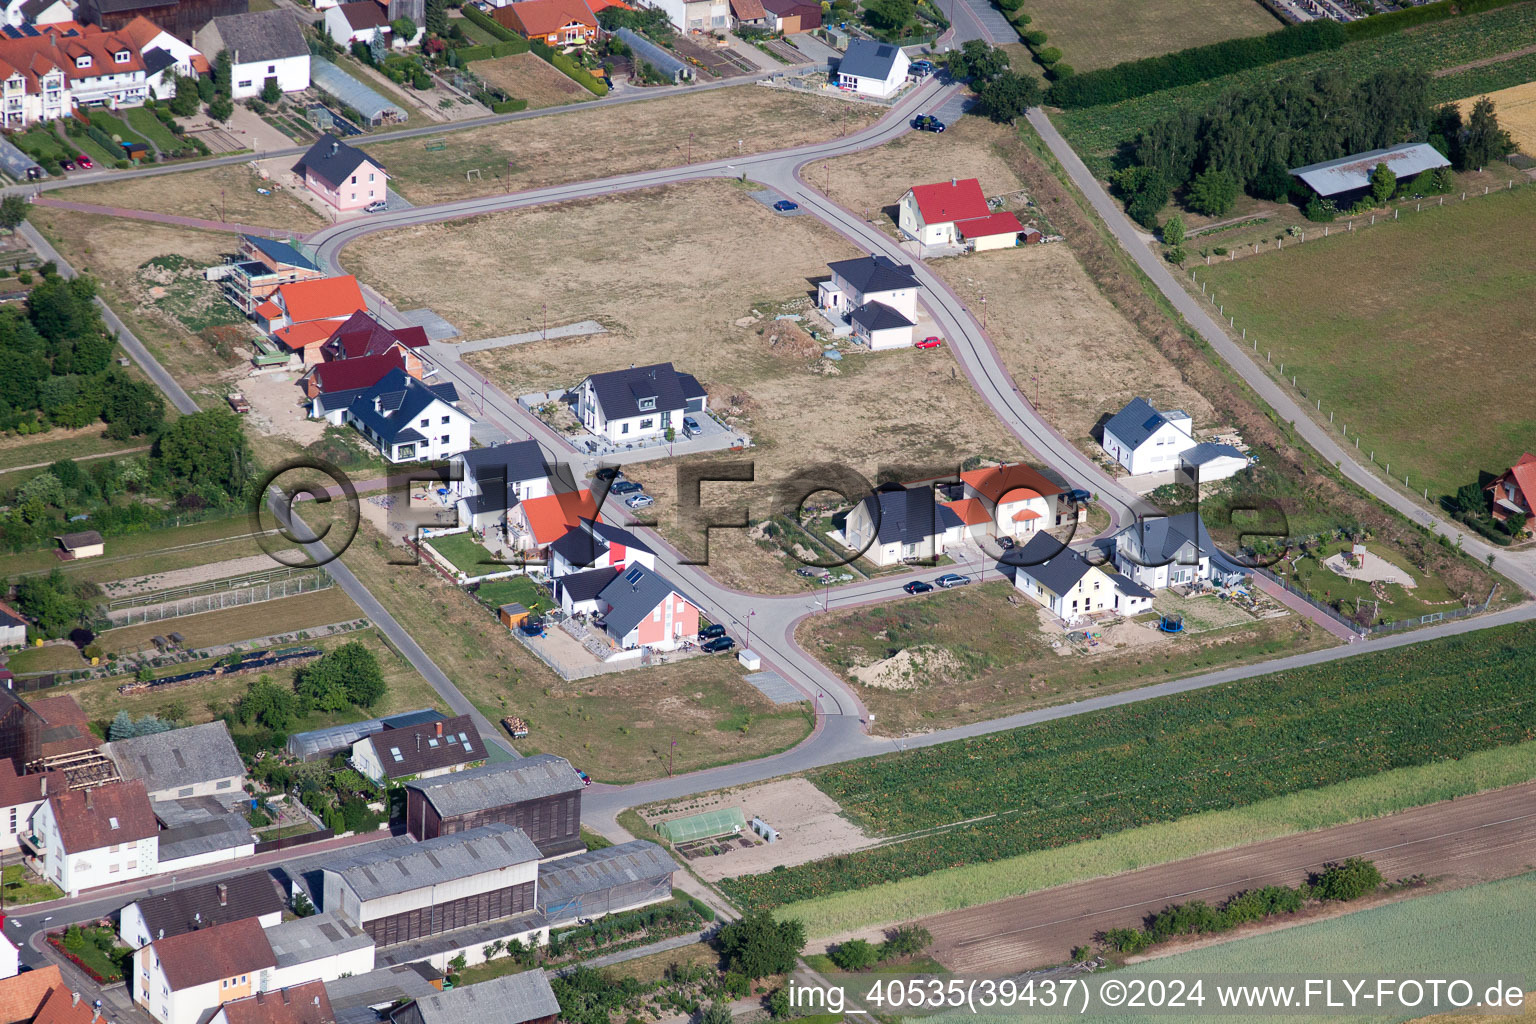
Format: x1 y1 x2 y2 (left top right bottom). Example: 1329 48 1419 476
1158 612 1185 634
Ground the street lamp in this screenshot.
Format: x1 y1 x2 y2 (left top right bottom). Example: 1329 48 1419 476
746 609 755 649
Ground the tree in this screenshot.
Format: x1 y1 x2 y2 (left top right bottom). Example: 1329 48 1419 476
153 409 250 495
297 641 386 710
1368 162 1395 204
829 938 879 971
697 1004 733 1024
1112 165 1169 229
169 75 200 117
98 373 165 440
213 50 232 95
208 95 234 123
947 39 1008 83
767 989 791 1019
109 710 136 740
1185 167 1238 216
716 911 805 979
975 71 1041 123
1462 95 1510 169
1161 214 1184 248
260 77 282 104
861 0 913 32
1247 159 1294 202
878 924 931 959
14 569 87 638
1311 858 1382 901
425 0 448 36
238 677 304 732
0 195 28 231
391 16 417 40
1505 511 1528 537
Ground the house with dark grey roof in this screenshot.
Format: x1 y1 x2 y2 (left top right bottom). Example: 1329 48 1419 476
1179 441 1251 483
102 721 245 802
342 367 472 464
548 518 655 579
405 754 585 856
350 714 485 786
818 255 920 350
835 37 910 98
574 362 708 444
449 441 553 533
119 870 286 949
1009 533 1151 621
1100 396 1196 475
193 10 310 100
295 133 389 213
536 840 675 921
842 485 964 566
1110 511 1222 591
553 566 619 617
390 970 559 1024
325 964 440 1024
321 824 541 948
596 564 702 652
153 797 256 871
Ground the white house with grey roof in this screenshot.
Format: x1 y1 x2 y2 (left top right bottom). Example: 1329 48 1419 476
449 441 552 534
390 970 559 1024
835 38 910 98
265 913 376 989
193 9 310 99
343 368 472 464
548 518 655 579
575 363 707 444
1010 533 1152 621
1110 511 1221 590
1100 397 1196 475
102 721 246 803
842 485 964 566
817 255 920 350
1180 441 1250 483
595 564 701 653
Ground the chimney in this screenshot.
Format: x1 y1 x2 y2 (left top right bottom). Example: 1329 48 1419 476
217 883 228 907
84 787 92 811
39 776 46 797
435 721 443 737
330 141 339 157
72 994 80 1008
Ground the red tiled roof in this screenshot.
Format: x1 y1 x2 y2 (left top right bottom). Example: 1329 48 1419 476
217 982 335 1024
277 275 366 324
335 1 389 30
151 918 276 992
499 0 597 35
1012 508 1042 522
275 320 347 351
955 211 1023 238
115 15 168 50
0 966 62 1024
586 0 629 10
0 761 64 809
309 350 404 393
908 178 990 225
1509 452 1536 507
32 985 98 1024
942 498 991 527
728 0 765 17
393 326 429 348
253 300 282 321
521 489 599 547
49 779 157 853
28 694 95 759
325 311 429 360
0 25 143 95
961 462 1063 503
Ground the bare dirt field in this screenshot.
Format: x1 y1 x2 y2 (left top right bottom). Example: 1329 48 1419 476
240 369 326 447
472 53 591 109
101 554 287 598
345 181 1026 590
643 777 880 881
366 87 884 203
60 164 326 231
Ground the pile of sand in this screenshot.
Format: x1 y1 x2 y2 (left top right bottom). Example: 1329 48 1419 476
761 319 821 360
851 645 961 690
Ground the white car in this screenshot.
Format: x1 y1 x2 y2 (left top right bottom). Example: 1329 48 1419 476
624 493 655 509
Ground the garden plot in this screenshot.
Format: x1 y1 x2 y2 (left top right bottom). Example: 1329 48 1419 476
472 53 591 109
100 554 284 598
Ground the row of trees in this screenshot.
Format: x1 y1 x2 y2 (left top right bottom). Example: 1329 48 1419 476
947 42 1043 124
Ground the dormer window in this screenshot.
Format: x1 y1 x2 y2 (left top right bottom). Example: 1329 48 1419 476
638 396 656 411
75 55 90 68
114 50 129 63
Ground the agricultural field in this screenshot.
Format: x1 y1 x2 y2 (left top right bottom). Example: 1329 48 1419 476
1456 77 1536 151
1195 184 1536 505
718 618 1536 911
60 164 324 232
799 579 1330 734
1024 0 1279 73
345 181 1026 593
472 53 592 109
364 87 883 203
1051 1 1536 157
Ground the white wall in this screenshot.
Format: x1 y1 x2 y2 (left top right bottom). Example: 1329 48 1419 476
268 939 375 989
32 801 157 897
350 738 386 785
230 53 310 99
1102 419 1195 475
327 858 538 929
120 903 283 951
157 840 255 874
147 775 243 803
0 796 44 852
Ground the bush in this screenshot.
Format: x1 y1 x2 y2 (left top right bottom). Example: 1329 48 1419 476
829 938 880 971
1035 45 1061 64
490 98 528 113
1311 858 1383 902
1071 945 1092 962
1046 61 1073 79
879 924 931 959
530 41 607 94
1022 29 1046 44
1101 927 1153 953
1304 196 1337 222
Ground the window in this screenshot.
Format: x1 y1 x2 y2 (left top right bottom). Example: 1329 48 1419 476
369 172 375 181
267 65 275 73
216 780 232 790
351 175 357 184
241 976 247 984
621 423 629 434
178 787 193 797
639 418 654 429
238 80 252 88
114 50 129 63
109 844 119 853
638 396 656 410
350 193 357 201
419 417 429 427
110 864 120 873
440 435 449 444
441 415 450 424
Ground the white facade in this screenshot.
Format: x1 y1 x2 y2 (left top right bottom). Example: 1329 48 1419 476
842 502 949 567
1102 410 1194 475
136 950 269 1024
1112 535 1212 591
229 53 309 99
141 31 204 100
324 858 538 934
576 384 682 445
836 47 909 98
651 0 728 30
0 793 46 851
549 535 655 579
817 271 918 321
30 799 157 897
157 837 255 873
1013 561 1117 620
897 191 951 247
0 619 22 646
323 5 387 44
348 395 473 464
0 932 18 980
119 903 283 951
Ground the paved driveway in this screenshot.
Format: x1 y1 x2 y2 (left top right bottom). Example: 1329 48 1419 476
946 0 1016 44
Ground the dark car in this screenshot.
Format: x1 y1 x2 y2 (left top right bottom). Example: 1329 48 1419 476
997 535 1015 550
911 59 935 76
934 573 970 589
773 200 799 212
699 623 727 640
912 115 946 133
1065 488 1093 503
595 467 625 482
903 580 934 594
611 480 644 495
701 636 737 653
59 159 74 171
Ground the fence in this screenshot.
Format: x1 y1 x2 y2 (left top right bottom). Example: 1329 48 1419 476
1255 565 1495 637
105 569 332 625
253 828 335 855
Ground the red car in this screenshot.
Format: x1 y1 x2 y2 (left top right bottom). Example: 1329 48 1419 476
915 337 943 349
76 154 93 169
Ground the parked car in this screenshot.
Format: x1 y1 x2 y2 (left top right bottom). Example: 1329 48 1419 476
624 493 655 509
25 167 41 180
76 154 92 169
59 159 74 171
595 467 625 483
682 415 701 436
1065 488 1093 503
911 59 935 77
699 623 727 640
773 200 799 212
934 573 970 588
611 480 644 495
795 567 820 578
997 535 1015 550
915 337 943 349
912 115 946 133
701 636 736 653
903 580 934 594
575 769 592 786
364 199 388 213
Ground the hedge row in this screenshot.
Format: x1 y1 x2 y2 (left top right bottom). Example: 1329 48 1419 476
530 40 608 95
1046 18 1346 107
452 39 528 61
1340 0 1521 39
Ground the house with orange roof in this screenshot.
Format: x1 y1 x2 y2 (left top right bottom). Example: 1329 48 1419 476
959 461 1064 540
494 0 598 45
508 488 599 555
113 15 200 98
0 964 63 1024
940 496 992 542
1486 452 1535 534
0 23 152 127
254 275 367 364
31 986 103 1024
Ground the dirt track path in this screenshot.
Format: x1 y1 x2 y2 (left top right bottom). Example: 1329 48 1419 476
926 782 1536 973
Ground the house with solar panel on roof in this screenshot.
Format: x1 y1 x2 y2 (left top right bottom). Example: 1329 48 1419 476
446 440 553 535
1101 397 1251 483
834 37 910 98
349 714 485 786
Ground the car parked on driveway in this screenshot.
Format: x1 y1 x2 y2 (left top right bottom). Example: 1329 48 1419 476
912 115 946 133
76 155 92 169
699 623 727 640
997 535 1014 550
934 573 970 588
59 159 74 171
1066 488 1093 502
773 200 799 212
915 337 943 349
364 199 388 213
911 60 935 77
903 580 934 594
595 467 625 483
624 493 655 509
682 415 701 436
701 636 736 653
611 480 643 495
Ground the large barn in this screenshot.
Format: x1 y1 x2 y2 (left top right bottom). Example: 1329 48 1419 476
1289 142 1450 205
404 755 585 857
535 841 675 922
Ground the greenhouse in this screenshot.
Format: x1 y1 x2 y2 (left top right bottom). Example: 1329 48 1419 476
656 807 746 843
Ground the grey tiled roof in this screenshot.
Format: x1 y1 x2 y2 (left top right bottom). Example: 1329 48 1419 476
392 970 559 1024
455 441 549 489
103 720 244 795
1113 511 1217 565
1011 533 1096 594
536 841 675 908
266 913 373 969
325 824 540 903
554 566 619 604
828 254 917 294
129 870 284 942
857 486 963 546
407 755 583 818
211 8 308 63
1103 397 1189 450
597 564 696 640
1181 442 1247 466
837 38 902 80
850 300 916 333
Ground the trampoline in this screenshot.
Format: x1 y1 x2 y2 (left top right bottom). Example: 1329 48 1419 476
1158 612 1185 634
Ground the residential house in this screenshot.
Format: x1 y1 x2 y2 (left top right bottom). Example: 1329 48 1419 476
0 601 23 647
651 0 726 31
507 488 599 556
218 235 325 316
115 14 200 97
1486 452 1535 533
1179 441 1250 483
340 367 471 463
897 177 1023 251
0 763 63 853
448 440 552 534
842 485 962 566
389 971 559 1024
404 753 584 856
208 982 336 1024
80 0 242 46
285 709 445 763
1100 397 1196 476
26 779 157 896
304 351 404 414
1 0 74 30
817 255 919 350
133 917 277 1024
349 714 485 786
0 965 65 1024
939 496 992 542
834 38 909 98
0 24 151 128
193 10 310 99
101 720 245 802
727 0 766 28
1010 533 1152 621
321 310 430 364
594 563 700 652
1111 511 1217 590
959 461 1063 537
23 980 94 1024
493 0 597 44
322 1 387 44
252 275 368 362
759 0 815 31
553 566 617 617
574 362 708 445
548 518 655 578
321 824 543 948
120 870 286 949
296 134 389 213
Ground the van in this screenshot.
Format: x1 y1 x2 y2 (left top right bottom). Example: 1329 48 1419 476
682 415 701 437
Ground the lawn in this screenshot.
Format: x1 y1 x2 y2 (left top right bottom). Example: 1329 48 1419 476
345 180 1027 594
1272 540 1468 627
1025 0 1278 73
427 531 504 577
2 864 63 905
719 617 1536 911
123 107 186 153
472 52 592 109
0 426 145 475
364 87 883 203
6 645 87 674
61 164 325 231
52 925 131 982
776 740 1536 938
450 12 503 45
799 579 1331 735
473 574 550 613
1195 184 1536 506
6 513 257 578
95 586 363 657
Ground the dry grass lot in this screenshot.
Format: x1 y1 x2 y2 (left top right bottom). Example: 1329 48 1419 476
345 181 1027 591
366 88 883 203
1024 0 1280 73
826 120 1214 450
472 53 591 109
7 516 268 581
98 586 362 656
60 164 325 231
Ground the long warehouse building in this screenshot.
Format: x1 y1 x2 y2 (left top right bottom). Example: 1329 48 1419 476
404 754 585 857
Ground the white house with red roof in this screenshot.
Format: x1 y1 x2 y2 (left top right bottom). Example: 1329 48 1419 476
508 489 599 556
960 461 1063 540
898 178 1023 252
26 779 158 896
0 24 151 128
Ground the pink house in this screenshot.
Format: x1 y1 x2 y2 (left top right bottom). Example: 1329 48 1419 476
296 133 389 212
596 564 700 652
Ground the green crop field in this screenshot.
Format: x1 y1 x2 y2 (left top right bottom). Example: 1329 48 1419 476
1052 0 1536 157
1197 185 1536 504
1025 0 1280 73
719 619 1536 911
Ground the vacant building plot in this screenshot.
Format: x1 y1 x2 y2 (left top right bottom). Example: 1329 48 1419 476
1025 0 1278 73
366 88 884 203
59 164 325 232
7 516 268 582
1196 184 1536 504
472 53 592 109
345 181 1026 590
